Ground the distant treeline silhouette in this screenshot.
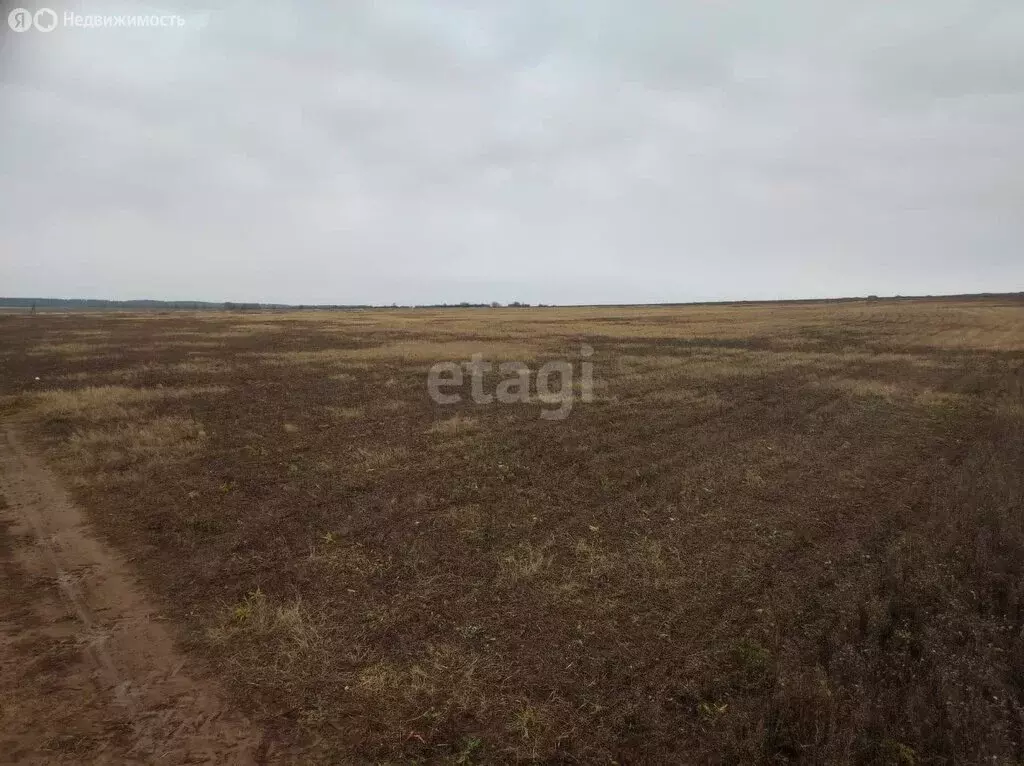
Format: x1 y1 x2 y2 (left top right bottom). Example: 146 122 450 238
0 297 541 311
1 294 1019 311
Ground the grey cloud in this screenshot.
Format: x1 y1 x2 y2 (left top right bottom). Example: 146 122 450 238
1 0 1022 304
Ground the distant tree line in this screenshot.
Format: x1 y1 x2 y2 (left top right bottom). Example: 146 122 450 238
0 298 543 311
3 293 1020 312
0 297 224 309
413 301 534 308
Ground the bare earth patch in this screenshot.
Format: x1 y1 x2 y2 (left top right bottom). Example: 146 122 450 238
0 423 262 763
0 297 1021 763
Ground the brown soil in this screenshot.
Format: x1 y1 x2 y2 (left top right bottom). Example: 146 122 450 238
0 421 262 764
0 299 1022 762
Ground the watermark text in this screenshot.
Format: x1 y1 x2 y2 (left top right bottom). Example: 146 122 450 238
427 346 596 420
8 7 188 32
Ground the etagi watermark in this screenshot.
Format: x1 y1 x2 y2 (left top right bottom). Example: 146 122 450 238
8 7 188 32
427 346 596 421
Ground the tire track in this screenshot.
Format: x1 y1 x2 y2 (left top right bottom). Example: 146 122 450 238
0 423 262 764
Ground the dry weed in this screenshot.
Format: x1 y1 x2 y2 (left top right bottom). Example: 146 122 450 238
428 414 480 435
29 385 227 421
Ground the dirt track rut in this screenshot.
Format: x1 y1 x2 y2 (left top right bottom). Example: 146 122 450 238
0 423 262 764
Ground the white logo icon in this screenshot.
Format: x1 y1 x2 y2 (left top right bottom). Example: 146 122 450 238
7 7 57 32
34 8 57 32
8 8 32 31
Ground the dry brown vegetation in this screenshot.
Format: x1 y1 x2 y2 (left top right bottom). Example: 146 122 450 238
1 297 1022 763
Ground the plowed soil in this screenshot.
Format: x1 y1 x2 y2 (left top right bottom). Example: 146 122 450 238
0 298 1022 763
0 422 262 764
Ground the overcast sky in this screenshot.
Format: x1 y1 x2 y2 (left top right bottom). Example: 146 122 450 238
1 1 1022 305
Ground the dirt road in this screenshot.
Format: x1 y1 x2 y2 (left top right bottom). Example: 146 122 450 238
0 423 262 764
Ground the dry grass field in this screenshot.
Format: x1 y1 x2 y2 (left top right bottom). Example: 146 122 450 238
1 297 1022 763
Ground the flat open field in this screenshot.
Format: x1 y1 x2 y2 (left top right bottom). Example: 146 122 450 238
1 298 1022 763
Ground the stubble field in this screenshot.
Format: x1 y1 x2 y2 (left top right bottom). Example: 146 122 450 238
1 298 1022 763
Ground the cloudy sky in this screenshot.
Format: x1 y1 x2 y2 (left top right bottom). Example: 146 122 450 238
1 1 1022 305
